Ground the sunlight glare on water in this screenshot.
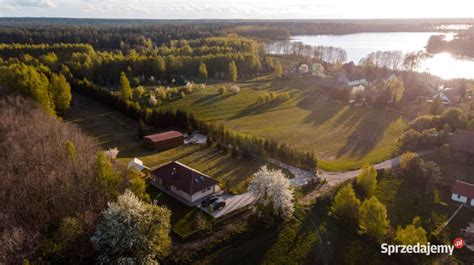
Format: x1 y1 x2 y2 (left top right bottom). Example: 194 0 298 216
420 52 474 80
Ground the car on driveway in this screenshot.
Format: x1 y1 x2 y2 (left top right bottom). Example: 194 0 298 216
209 198 226 212
201 195 219 207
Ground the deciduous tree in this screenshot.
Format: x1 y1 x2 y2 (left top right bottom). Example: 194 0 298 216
331 184 361 226
119 72 132 101
198 62 208 79
355 165 377 198
91 190 171 264
228 61 238 82
359 196 389 241
274 61 283 78
248 166 293 220
395 217 427 245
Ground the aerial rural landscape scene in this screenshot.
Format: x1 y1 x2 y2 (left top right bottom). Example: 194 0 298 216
1 1 474 264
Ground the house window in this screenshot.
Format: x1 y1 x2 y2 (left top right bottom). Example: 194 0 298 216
202 186 211 193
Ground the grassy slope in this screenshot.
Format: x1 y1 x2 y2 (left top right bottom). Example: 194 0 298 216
153 76 406 171
63 93 272 236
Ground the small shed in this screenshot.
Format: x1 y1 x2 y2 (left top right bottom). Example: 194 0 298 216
451 180 474 206
127 158 149 172
144 131 184 151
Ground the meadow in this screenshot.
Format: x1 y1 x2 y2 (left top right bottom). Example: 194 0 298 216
152 75 406 171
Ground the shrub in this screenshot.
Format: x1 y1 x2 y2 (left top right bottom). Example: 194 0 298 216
229 84 240 94
218 86 227 95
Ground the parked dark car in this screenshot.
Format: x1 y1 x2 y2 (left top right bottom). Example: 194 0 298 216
209 198 226 212
201 195 219 207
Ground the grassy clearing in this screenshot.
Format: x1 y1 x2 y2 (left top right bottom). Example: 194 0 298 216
150 76 406 171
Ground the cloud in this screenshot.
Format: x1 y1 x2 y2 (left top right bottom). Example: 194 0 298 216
4 0 56 8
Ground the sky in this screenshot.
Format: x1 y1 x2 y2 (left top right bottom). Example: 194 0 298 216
1 0 474 19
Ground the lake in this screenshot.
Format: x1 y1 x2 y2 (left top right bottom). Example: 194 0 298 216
270 32 474 79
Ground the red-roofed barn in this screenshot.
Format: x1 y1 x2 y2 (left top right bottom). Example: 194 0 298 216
144 131 183 151
451 180 474 206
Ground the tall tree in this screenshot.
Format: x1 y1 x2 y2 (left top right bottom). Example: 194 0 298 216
274 61 283 78
355 165 377 198
49 73 72 111
94 152 122 199
119 72 132 101
198 62 208 79
228 61 238 82
331 184 361 226
91 190 171 264
126 167 150 202
359 197 389 241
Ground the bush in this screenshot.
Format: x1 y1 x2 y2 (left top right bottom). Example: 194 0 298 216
229 84 240 94
218 86 226 95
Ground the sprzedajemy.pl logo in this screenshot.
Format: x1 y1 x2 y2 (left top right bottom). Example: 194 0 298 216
381 238 465 256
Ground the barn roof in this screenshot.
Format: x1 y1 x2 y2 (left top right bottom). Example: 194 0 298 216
449 129 474 154
452 180 474 198
144 131 183 143
151 161 218 195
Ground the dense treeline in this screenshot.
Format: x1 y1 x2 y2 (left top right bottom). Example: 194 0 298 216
0 22 226 50
0 62 72 115
0 37 263 86
72 78 317 170
0 18 463 48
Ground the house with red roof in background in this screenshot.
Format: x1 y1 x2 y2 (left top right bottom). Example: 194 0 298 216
451 180 474 206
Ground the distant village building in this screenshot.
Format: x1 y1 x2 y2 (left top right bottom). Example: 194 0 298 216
432 91 451 105
151 161 219 205
351 85 365 94
448 129 474 158
451 180 474 206
144 131 184 151
348 79 368 86
127 158 149 172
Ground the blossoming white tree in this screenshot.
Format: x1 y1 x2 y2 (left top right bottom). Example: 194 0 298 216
91 190 171 264
248 165 294 219
103 147 119 160
148 94 158 106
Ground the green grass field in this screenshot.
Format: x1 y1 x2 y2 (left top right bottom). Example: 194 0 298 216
147 76 406 171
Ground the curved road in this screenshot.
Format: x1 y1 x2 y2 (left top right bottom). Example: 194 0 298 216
320 150 434 187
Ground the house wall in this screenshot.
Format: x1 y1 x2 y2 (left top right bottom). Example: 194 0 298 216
191 185 216 202
170 185 192 202
451 193 468 203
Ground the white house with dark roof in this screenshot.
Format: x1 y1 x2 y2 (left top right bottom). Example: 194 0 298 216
151 161 219 205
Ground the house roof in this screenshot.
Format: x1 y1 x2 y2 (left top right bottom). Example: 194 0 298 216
144 131 183 143
452 180 474 198
151 161 218 195
449 129 474 154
